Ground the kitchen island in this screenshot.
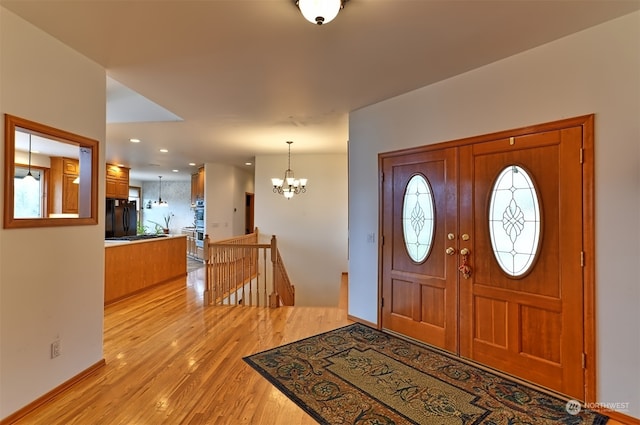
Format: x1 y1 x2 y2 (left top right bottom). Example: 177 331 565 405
104 234 187 305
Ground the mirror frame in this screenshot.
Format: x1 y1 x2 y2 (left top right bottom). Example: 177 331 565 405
4 114 99 229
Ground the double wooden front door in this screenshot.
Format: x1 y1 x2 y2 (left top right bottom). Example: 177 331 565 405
380 117 592 400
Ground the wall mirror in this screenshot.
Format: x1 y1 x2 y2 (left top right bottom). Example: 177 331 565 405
3 114 99 228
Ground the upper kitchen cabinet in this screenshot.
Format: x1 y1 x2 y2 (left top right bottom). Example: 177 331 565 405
49 157 79 214
191 166 205 205
106 164 130 199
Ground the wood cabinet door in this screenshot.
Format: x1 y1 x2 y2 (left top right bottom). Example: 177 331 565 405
106 179 117 199
62 174 79 213
116 180 129 199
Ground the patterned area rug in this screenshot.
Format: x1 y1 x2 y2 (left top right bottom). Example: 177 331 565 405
244 323 608 425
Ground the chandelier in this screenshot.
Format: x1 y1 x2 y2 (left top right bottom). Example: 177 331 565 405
153 176 169 207
23 134 36 182
271 141 307 200
294 0 349 26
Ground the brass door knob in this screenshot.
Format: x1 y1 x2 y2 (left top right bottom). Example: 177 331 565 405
446 247 456 256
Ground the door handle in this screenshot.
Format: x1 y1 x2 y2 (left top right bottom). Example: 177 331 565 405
446 247 456 256
459 248 471 279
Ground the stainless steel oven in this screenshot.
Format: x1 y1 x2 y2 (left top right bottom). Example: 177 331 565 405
194 200 205 247
194 203 204 221
195 229 204 247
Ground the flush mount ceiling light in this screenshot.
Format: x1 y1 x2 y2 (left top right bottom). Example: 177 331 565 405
294 0 349 26
271 141 307 200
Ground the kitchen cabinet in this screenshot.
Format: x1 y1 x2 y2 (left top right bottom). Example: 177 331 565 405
106 163 130 199
104 235 187 305
191 166 205 204
49 157 79 214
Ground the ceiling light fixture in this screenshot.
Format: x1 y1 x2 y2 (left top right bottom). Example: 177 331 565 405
271 141 307 200
23 134 36 183
294 0 348 26
153 176 169 207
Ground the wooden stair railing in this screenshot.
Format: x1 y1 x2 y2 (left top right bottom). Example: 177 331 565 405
203 229 295 307
273 249 295 306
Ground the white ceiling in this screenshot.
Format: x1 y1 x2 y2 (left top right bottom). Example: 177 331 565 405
3 0 639 181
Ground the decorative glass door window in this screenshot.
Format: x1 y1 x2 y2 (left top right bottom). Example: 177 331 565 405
488 165 541 277
402 174 435 263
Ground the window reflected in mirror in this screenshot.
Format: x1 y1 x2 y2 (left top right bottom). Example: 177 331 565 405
4 114 99 229
14 165 44 218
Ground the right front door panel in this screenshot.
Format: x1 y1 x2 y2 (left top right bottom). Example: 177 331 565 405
459 128 584 399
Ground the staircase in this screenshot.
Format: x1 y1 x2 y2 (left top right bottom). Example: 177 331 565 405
203 229 295 307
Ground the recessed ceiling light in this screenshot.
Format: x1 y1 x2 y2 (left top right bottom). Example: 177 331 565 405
245 162 252 166
172 169 179 173
129 138 141 143
159 149 168 153
189 162 196 166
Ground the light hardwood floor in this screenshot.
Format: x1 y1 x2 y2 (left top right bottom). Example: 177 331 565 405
11 268 351 424
8 269 631 424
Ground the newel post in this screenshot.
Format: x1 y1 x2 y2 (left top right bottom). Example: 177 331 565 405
203 234 211 305
269 235 279 308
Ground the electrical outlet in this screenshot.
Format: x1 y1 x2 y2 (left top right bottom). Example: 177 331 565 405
51 340 61 358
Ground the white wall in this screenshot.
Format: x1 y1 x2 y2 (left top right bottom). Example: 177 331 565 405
0 7 106 419
255 153 348 307
141 180 192 233
232 166 255 236
348 12 640 417
203 163 254 240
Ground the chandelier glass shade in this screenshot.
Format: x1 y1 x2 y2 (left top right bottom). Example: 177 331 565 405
295 0 346 25
272 141 307 200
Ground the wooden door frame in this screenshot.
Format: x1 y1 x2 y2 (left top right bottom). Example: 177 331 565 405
377 114 596 402
245 192 255 235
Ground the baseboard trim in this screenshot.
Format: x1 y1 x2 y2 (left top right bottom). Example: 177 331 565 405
1 359 106 424
596 408 640 425
346 314 378 329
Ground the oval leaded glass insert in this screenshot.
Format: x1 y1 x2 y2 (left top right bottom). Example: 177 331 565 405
402 174 435 263
489 165 541 277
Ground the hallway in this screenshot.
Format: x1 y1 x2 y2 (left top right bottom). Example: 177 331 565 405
10 268 350 424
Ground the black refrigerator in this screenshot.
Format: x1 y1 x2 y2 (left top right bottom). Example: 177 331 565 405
106 199 137 238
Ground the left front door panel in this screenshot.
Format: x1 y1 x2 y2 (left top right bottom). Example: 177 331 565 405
381 147 458 353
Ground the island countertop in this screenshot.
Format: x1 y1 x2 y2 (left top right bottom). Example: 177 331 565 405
104 234 187 304
104 234 186 248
